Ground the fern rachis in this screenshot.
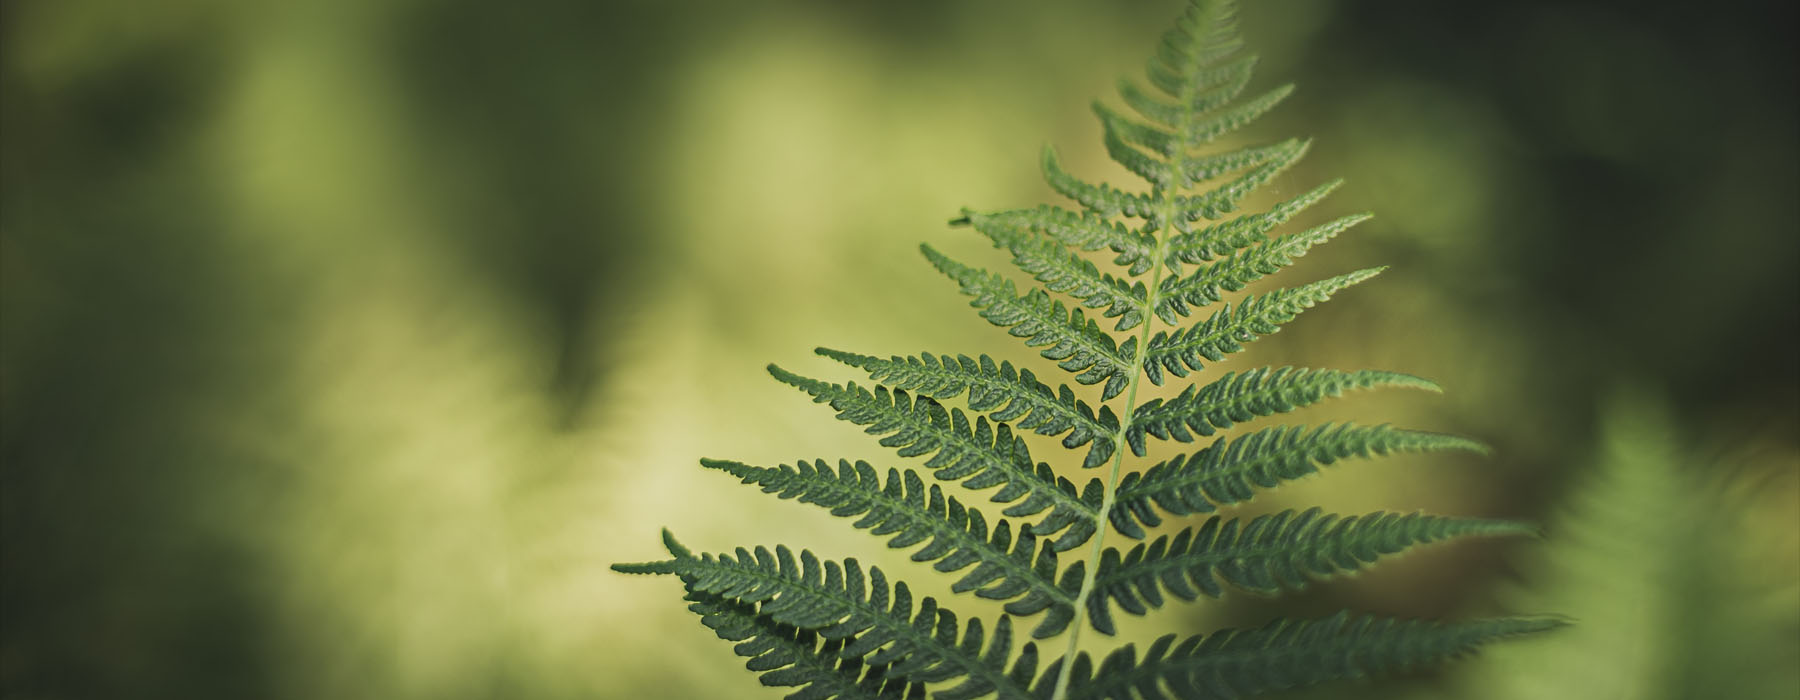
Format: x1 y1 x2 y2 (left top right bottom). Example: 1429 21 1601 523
615 2 1559 698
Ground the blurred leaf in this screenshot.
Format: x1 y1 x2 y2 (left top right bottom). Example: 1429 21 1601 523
1450 388 1800 700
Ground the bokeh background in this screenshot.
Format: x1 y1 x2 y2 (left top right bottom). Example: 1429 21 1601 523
3 0 1795 698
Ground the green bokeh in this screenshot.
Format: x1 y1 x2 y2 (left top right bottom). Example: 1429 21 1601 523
3 1 1794 698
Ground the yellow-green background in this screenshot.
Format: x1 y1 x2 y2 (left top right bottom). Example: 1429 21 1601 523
2 0 1794 698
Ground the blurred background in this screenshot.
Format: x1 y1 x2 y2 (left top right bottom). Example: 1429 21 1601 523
2 0 1794 698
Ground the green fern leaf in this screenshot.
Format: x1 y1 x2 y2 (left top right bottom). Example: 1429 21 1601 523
973 218 1151 331
1155 213 1370 323
1099 112 1176 186
1162 179 1342 271
1115 78 1183 128
1109 424 1488 538
1141 268 1383 385
1093 102 1177 158
1041 146 1157 220
921 246 1137 399
769 365 1102 551
1053 612 1566 699
617 1 1557 696
1125 367 1440 456
1184 84 1294 148
616 533 1041 695
702 458 1089 639
817 349 1119 468
954 206 1158 276
1083 508 1534 634
1175 138 1308 205
1084 101 1306 212
1122 53 1255 127
1145 4 1249 97
683 588 929 699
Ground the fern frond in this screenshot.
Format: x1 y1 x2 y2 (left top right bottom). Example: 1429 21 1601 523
921 245 1137 400
817 349 1119 469
769 366 1102 551
617 533 1040 696
618 1 1556 695
1455 391 1800 700
1109 424 1489 538
1041 146 1157 220
1127 52 1257 125
1054 612 1566 699
1155 213 1370 322
1099 112 1176 186
973 220 1151 331
1088 96 1302 201
1115 78 1184 130
1093 103 1178 159
1145 0 1249 98
1184 84 1294 148
1125 367 1440 456
1170 138 1311 222
683 588 929 699
702 458 1089 639
954 206 1158 276
1083 509 1534 634
1141 268 1382 385
1175 138 1307 200
1162 179 1342 271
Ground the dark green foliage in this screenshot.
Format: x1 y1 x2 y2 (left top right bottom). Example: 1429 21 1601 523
922 246 1138 401
1124 367 1438 454
817 349 1120 468
615 1 1555 697
769 365 1102 552
1084 509 1535 634
1055 613 1565 700
1107 424 1489 538
622 532 1046 697
686 589 930 700
1140 269 1383 385
703 458 1084 639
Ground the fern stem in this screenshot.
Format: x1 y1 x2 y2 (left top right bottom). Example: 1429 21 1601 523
1051 189 1182 700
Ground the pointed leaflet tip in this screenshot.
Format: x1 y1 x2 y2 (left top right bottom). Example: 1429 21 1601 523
697 457 754 478
1432 432 1494 457
1328 266 1387 290
610 531 690 575
767 363 800 385
1521 615 1575 632
814 346 872 366
919 242 947 264
1388 372 1444 394
660 529 693 559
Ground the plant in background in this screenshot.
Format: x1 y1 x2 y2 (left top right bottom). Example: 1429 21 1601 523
1454 391 1800 700
616 1 1559 697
